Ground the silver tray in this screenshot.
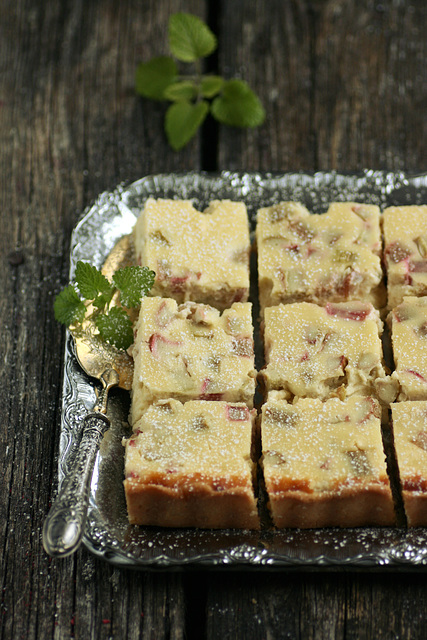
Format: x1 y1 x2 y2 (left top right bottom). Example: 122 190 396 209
60 170 427 570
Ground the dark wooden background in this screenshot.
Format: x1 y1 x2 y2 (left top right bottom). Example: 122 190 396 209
1 0 427 638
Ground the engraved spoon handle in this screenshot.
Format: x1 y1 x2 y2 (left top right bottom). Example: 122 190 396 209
42 412 110 557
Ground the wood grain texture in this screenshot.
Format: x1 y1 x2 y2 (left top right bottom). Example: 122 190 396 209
217 0 427 173
204 572 427 640
313 0 427 171
217 0 314 171
1 0 427 639
0 1 204 639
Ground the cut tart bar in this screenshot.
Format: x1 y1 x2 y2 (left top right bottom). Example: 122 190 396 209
256 201 384 313
124 399 259 529
260 301 396 405
389 296 427 401
390 401 427 527
383 205 427 309
130 297 256 425
134 198 250 310
261 394 395 528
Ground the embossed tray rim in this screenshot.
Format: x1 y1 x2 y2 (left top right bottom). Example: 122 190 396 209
60 170 427 570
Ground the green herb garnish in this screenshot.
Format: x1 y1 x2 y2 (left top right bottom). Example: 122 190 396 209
135 12 265 150
54 261 155 350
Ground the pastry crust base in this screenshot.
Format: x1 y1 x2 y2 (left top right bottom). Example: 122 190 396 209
268 484 395 529
402 491 427 527
124 479 259 529
259 279 386 317
150 281 249 311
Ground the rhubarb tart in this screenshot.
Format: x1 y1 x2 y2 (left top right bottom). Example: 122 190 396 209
134 198 250 310
124 399 259 529
260 301 396 405
383 205 427 309
389 296 427 401
261 394 395 528
256 201 384 313
391 400 427 526
130 297 256 424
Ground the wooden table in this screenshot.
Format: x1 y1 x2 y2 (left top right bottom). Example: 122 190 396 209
2 1 427 638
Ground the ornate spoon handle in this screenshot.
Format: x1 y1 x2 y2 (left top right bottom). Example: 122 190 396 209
42 412 110 557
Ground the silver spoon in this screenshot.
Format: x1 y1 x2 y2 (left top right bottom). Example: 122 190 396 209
43 236 134 557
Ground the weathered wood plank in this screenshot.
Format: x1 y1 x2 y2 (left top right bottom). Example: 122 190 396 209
0 1 206 639
313 0 427 170
70 558 186 640
217 0 314 171
204 1 427 639
2 0 427 638
205 573 345 640
342 574 427 640
217 0 427 173
204 572 427 640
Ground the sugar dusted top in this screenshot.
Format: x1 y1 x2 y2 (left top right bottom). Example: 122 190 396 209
262 301 387 400
391 401 427 490
256 201 383 309
134 198 250 307
390 296 427 400
126 399 256 487
383 205 427 308
261 395 388 494
130 297 256 423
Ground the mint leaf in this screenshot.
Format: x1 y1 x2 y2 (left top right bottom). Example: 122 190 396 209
112 265 155 308
54 285 86 326
211 79 266 128
75 261 113 301
168 13 216 62
135 56 177 100
201 75 224 98
165 100 209 150
163 81 198 102
95 307 134 351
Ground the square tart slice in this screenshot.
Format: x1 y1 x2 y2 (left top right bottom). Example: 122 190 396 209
133 198 250 310
261 394 395 528
391 401 427 526
383 205 427 309
124 399 259 529
389 296 427 401
256 201 384 314
260 301 396 405
130 297 256 425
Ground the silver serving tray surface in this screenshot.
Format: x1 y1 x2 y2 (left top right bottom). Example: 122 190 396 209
60 170 427 570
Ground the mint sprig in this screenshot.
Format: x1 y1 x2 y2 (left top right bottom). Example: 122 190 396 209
211 79 267 128
135 56 177 101
135 12 265 150
54 261 155 350
75 261 114 309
